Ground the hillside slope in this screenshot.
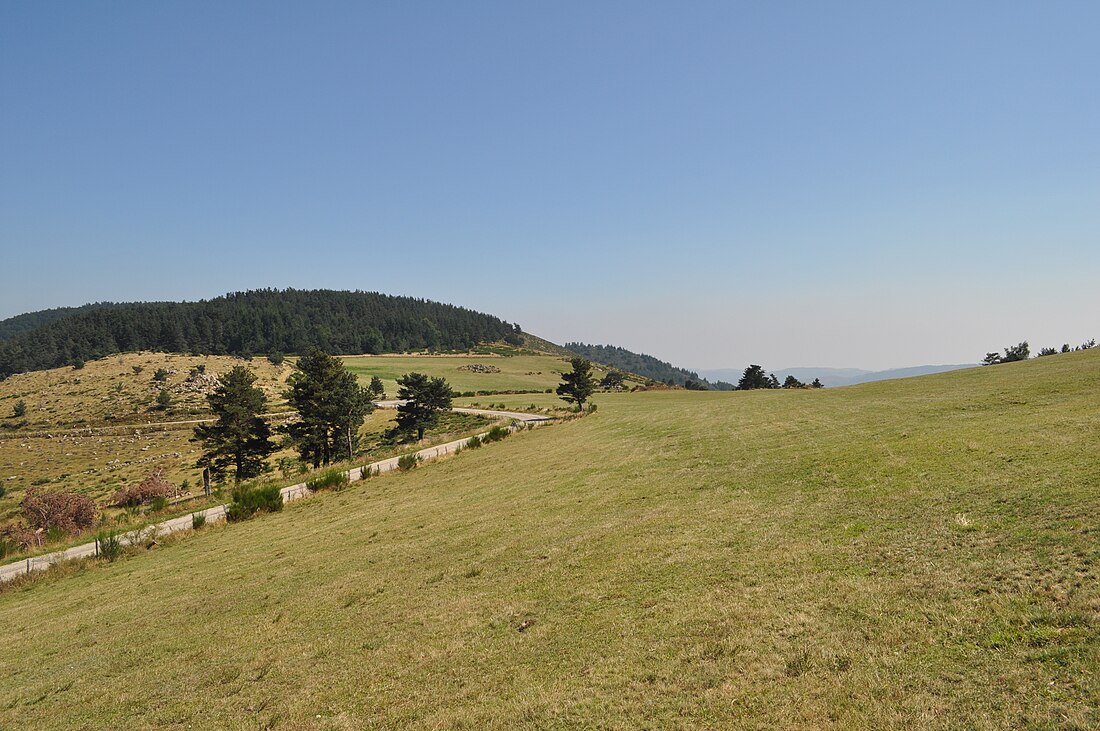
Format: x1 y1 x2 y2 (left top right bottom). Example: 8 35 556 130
1 351 1098 728
566 341 708 386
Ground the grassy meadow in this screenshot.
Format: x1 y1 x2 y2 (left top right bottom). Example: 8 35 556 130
0 350 535 554
1 349 1097 728
341 351 633 397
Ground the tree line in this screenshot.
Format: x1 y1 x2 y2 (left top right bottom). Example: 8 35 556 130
981 338 1095 366
735 365 823 390
0 289 523 380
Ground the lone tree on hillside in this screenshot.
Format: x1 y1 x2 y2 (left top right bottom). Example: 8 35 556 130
557 357 596 410
600 370 625 390
395 372 454 441
367 375 386 401
285 348 374 467
783 375 804 389
193 366 277 483
811 378 824 389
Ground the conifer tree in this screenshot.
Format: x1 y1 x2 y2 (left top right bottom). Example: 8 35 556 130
557 357 596 409
394 372 453 441
193 365 276 482
284 348 373 467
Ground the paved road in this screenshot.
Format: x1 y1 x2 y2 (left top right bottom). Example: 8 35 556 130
0 406 553 583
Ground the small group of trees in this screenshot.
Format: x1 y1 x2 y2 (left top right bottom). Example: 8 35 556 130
192 347 457 482
982 338 1094 366
736 365 823 390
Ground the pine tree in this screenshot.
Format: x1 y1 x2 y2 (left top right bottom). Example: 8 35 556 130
737 365 771 390
395 372 454 441
367 376 386 401
284 348 373 467
557 357 596 409
192 365 276 482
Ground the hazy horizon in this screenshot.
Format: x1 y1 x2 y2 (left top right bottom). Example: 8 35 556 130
2 3 1097 372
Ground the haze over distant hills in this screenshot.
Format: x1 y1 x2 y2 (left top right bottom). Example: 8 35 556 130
697 364 976 388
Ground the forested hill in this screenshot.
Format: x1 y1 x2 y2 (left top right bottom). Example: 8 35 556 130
566 342 713 388
0 302 136 342
0 289 522 379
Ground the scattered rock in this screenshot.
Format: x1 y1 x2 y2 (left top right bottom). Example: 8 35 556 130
457 364 501 374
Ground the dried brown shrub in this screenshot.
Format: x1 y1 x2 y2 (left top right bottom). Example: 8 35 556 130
112 468 178 507
20 488 98 535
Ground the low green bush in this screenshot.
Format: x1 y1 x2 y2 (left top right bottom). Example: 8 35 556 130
484 425 510 442
397 453 421 471
466 435 482 449
192 513 206 530
226 484 283 522
96 531 123 562
307 469 350 492
148 496 169 512
360 464 376 479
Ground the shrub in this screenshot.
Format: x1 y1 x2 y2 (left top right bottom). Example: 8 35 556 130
192 512 206 530
21 488 98 535
0 535 17 559
72 359 85 370
96 530 123 562
132 365 144 374
360 464 376 478
152 368 169 382
484 425 510 443
155 389 172 410
12 400 26 418
397 453 421 471
0 484 6 499
307 468 350 492
466 435 482 449
148 496 169 512
189 364 206 377
226 484 283 522
267 352 285 366
112 469 177 507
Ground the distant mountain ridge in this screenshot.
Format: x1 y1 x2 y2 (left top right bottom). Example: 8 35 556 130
0 289 522 380
697 364 975 388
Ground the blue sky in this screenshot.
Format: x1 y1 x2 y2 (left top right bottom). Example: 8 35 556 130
2 1 1097 370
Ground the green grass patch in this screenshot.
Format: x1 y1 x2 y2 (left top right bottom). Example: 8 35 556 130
1 350 1099 728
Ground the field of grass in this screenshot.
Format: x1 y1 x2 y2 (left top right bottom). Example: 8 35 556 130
2 349 1098 728
342 350 633 397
